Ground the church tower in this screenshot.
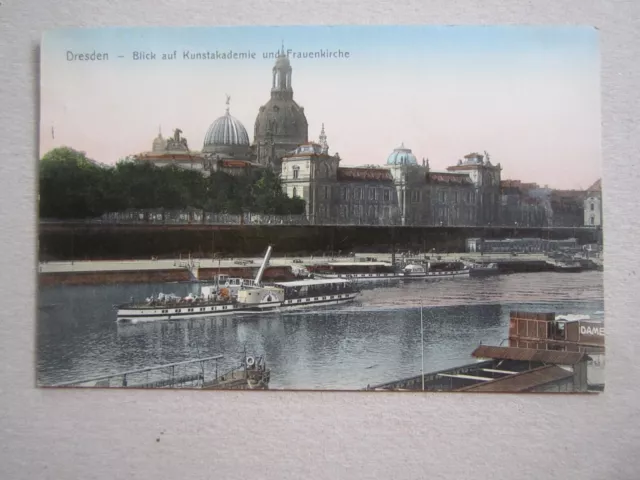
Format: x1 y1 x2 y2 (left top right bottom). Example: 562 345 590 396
254 46 309 170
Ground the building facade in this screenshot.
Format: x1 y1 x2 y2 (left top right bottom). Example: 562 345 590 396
584 179 602 227
280 138 486 226
130 50 589 228
500 180 547 227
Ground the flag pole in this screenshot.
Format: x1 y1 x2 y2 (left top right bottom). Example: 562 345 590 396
421 304 425 391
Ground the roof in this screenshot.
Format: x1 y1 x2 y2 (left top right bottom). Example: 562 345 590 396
456 365 574 393
221 160 251 167
428 172 472 185
274 278 350 287
337 167 393 182
471 345 589 365
586 179 602 193
136 152 203 162
203 111 250 147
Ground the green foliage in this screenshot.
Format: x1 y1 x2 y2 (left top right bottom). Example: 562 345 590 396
39 147 306 219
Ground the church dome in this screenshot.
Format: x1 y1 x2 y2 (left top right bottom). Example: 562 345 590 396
386 143 418 165
254 52 308 151
203 111 250 148
254 100 308 141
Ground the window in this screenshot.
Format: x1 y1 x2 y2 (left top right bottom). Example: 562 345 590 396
465 191 471 203
369 188 376 200
439 190 446 202
590 203 595 211
454 192 459 203
292 187 297 197
324 185 329 200
383 189 390 202
590 216 595 225
341 187 347 200
292 166 299 179
411 191 420 203
354 187 361 200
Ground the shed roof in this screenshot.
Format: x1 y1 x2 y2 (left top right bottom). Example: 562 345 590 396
471 345 588 365
456 365 573 392
337 167 393 182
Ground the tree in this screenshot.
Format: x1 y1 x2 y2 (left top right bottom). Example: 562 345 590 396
38 147 307 219
39 147 108 219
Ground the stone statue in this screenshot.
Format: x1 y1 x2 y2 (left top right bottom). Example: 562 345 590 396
173 128 182 142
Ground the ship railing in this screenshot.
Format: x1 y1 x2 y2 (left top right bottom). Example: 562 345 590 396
48 355 225 389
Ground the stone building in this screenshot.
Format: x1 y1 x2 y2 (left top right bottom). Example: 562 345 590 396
446 152 502 225
584 179 602 227
254 49 309 170
280 133 484 226
131 51 542 227
500 180 547 227
550 189 585 227
133 98 259 177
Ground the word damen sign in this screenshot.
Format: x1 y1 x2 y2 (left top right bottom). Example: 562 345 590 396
580 325 605 337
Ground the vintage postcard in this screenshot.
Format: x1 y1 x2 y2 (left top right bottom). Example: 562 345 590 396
38 25 604 393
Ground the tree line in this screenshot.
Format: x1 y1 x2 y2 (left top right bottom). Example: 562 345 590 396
39 147 306 219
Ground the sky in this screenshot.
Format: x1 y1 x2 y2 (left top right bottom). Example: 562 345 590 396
40 25 601 190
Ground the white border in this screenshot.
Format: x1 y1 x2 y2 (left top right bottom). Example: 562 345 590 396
1 2 639 479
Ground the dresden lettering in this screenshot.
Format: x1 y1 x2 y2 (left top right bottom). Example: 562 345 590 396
580 325 604 336
66 51 109 61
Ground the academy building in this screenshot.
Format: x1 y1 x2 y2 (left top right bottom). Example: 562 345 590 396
133 48 509 226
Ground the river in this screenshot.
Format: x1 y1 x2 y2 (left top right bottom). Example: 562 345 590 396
37 271 604 389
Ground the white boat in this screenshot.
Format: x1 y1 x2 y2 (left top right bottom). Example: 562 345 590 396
312 261 469 281
116 246 359 323
401 263 470 278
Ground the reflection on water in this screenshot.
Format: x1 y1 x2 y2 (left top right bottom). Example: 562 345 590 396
38 272 604 389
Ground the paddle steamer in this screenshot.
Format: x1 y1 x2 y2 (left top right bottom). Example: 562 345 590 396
116 246 359 323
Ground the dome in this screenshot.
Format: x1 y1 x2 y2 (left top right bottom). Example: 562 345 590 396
203 112 250 148
254 99 308 141
386 143 418 166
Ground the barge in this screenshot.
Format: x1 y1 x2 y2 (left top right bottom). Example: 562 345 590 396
309 260 470 282
116 246 359 323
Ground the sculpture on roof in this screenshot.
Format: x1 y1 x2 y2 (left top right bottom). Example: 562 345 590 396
166 128 188 151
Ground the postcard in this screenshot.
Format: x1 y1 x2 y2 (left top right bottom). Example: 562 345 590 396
38 25 604 393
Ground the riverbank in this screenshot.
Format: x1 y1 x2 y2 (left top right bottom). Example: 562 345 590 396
38 252 603 286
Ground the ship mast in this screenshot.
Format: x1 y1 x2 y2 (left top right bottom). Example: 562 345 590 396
254 245 273 285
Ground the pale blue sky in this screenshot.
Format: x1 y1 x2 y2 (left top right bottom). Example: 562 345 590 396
41 25 601 189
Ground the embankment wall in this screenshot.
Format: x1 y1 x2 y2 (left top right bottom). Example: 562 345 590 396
39 266 294 287
38 224 601 261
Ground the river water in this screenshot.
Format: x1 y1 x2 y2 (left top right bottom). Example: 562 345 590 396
37 271 604 389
